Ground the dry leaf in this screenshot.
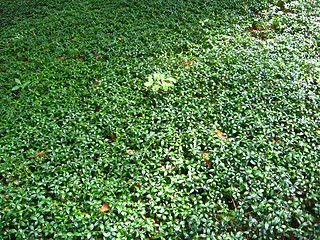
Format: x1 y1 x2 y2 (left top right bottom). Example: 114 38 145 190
99 202 109 213
73 54 81 59
124 181 133 186
125 149 136 155
124 181 139 186
28 150 46 158
107 134 116 142
201 150 211 167
252 23 261 31
272 138 282 144
216 130 230 142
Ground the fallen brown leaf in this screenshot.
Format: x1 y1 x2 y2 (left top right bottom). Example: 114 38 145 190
107 134 116 142
99 202 109 213
125 149 136 155
28 150 46 158
216 130 230 142
201 150 211 167
124 181 140 186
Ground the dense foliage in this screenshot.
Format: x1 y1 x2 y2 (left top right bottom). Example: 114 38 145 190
0 0 319 239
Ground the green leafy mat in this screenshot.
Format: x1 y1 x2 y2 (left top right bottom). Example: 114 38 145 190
0 0 319 239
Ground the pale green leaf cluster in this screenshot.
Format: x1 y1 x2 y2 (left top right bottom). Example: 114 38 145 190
144 73 176 92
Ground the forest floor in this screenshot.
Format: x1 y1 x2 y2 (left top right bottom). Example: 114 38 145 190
0 0 319 239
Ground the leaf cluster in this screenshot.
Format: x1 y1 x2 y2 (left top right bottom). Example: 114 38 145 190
144 73 177 92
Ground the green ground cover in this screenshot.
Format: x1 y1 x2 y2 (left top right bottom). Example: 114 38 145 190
0 0 319 239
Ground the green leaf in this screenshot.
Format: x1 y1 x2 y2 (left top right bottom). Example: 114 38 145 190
165 77 176 83
162 82 173 91
21 81 31 89
154 73 165 81
144 81 153 87
12 85 21 91
162 84 169 91
152 85 160 92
